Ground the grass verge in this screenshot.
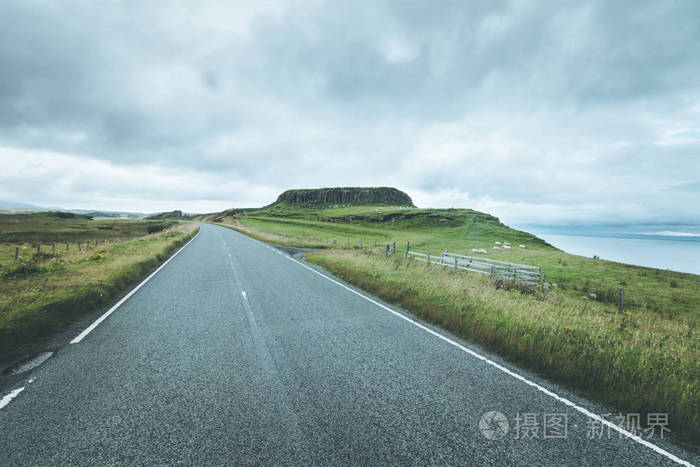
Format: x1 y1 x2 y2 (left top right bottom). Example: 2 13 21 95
304 248 699 450
0 222 199 366
210 220 332 248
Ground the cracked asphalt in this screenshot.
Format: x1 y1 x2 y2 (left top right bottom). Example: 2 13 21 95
0 223 697 465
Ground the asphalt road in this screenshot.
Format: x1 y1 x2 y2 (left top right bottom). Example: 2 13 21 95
0 223 697 465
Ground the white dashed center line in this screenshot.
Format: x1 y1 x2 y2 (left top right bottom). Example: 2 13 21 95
0 387 25 410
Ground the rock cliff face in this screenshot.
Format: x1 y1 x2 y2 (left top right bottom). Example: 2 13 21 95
274 187 414 207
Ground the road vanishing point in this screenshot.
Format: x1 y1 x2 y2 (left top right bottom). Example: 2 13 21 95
1 223 697 465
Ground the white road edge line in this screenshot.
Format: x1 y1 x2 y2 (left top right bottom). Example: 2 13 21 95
284 254 693 467
70 229 201 344
0 387 25 410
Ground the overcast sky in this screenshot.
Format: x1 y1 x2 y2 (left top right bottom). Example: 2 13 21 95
1 0 699 224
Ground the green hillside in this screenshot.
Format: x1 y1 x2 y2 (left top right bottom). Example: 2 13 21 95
196 203 699 324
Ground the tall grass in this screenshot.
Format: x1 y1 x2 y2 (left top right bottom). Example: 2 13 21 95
306 249 700 449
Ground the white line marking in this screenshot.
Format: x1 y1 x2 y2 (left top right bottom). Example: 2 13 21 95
70 230 201 344
0 387 25 410
284 255 693 467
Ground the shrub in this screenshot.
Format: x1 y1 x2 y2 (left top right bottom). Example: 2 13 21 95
146 222 167 234
2 260 47 279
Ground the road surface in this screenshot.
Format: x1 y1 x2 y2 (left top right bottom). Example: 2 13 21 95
0 223 697 465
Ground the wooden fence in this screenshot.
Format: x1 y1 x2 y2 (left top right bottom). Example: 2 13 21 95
407 249 542 286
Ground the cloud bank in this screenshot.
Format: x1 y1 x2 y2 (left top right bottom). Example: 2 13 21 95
1 0 699 223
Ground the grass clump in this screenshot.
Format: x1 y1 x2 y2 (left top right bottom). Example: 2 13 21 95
2 259 49 279
304 248 700 449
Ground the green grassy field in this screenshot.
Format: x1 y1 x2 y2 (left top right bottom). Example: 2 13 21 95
199 204 700 324
0 212 175 265
0 213 198 366
200 203 700 448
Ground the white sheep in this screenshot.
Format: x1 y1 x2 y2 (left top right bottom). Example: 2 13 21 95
519 244 526 249
494 241 502 245
503 242 511 246
503 244 511 249
492 246 500 250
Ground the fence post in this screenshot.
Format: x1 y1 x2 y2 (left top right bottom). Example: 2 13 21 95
618 288 624 314
375 239 377 248
52 243 55 254
347 237 350 248
454 256 458 270
427 253 430 265
66 242 69 251
78 241 81 251
405 241 409 259
360 238 363 249
541 274 546 292
36 245 40 255
14 247 19 262
392 242 396 254
386 244 390 256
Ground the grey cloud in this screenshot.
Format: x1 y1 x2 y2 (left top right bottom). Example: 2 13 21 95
0 0 699 223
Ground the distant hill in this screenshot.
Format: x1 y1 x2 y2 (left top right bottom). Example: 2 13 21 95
273 187 415 207
145 210 185 220
0 201 46 210
0 202 145 218
43 212 93 220
82 211 122 218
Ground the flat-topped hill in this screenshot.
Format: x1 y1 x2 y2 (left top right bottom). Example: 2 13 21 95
274 187 415 207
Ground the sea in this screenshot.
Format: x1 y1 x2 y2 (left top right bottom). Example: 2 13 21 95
514 224 700 275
